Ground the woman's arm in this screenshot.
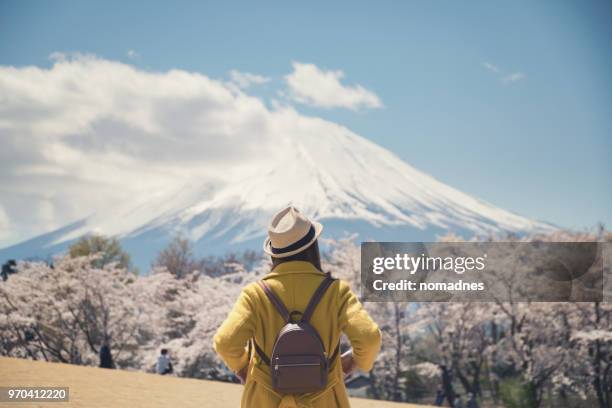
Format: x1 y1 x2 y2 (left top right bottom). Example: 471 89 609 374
337 281 382 371
213 286 256 375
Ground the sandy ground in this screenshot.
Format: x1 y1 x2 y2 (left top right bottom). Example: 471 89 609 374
0 357 431 408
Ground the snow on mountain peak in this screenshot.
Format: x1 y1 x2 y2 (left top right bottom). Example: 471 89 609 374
0 106 551 269
55 120 549 246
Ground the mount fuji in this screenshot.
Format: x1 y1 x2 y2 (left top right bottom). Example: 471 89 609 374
0 127 553 271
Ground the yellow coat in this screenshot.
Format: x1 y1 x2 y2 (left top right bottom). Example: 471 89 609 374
213 261 381 408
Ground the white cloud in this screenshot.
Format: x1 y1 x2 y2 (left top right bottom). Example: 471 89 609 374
482 61 525 84
127 49 139 59
0 54 366 247
285 62 382 110
0 205 11 242
229 69 270 89
502 72 526 84
482 61 500 73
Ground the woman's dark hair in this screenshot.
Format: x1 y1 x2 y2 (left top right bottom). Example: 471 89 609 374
161 348 168 355
271 240 322 271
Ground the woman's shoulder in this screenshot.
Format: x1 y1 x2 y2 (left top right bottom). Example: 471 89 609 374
329 277 356 299
241 281 260 296
230 281 263 310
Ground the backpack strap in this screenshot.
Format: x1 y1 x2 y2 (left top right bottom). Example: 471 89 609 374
301 274 336 323
303 274 340 366
252 339 271 366
258 280 291 323
328 342 340 365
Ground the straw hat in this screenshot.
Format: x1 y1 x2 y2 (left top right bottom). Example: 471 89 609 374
263 206 323 258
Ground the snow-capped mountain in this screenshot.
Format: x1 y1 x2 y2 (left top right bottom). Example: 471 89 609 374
0 128 553 271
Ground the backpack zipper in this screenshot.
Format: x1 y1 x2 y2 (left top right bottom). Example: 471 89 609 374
275 362 321 368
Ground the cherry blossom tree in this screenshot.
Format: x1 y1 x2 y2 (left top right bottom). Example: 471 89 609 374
0 256 141 367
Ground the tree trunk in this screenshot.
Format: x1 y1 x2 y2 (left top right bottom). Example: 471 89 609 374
592 302 608 408
441 365 456 407
392 303 403 401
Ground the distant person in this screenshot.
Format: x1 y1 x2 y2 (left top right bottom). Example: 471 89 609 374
99 343 114 369
214 206 382 407
156 349 173 375
466 393 479 408
454 394 465 408
435 387 445 406
1 260 17 281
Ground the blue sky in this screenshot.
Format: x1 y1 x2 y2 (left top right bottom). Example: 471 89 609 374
0 0 611 238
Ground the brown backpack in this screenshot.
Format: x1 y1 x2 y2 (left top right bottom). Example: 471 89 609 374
252 274 340 394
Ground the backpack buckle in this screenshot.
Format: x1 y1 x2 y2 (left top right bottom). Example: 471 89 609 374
289 310 303 323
